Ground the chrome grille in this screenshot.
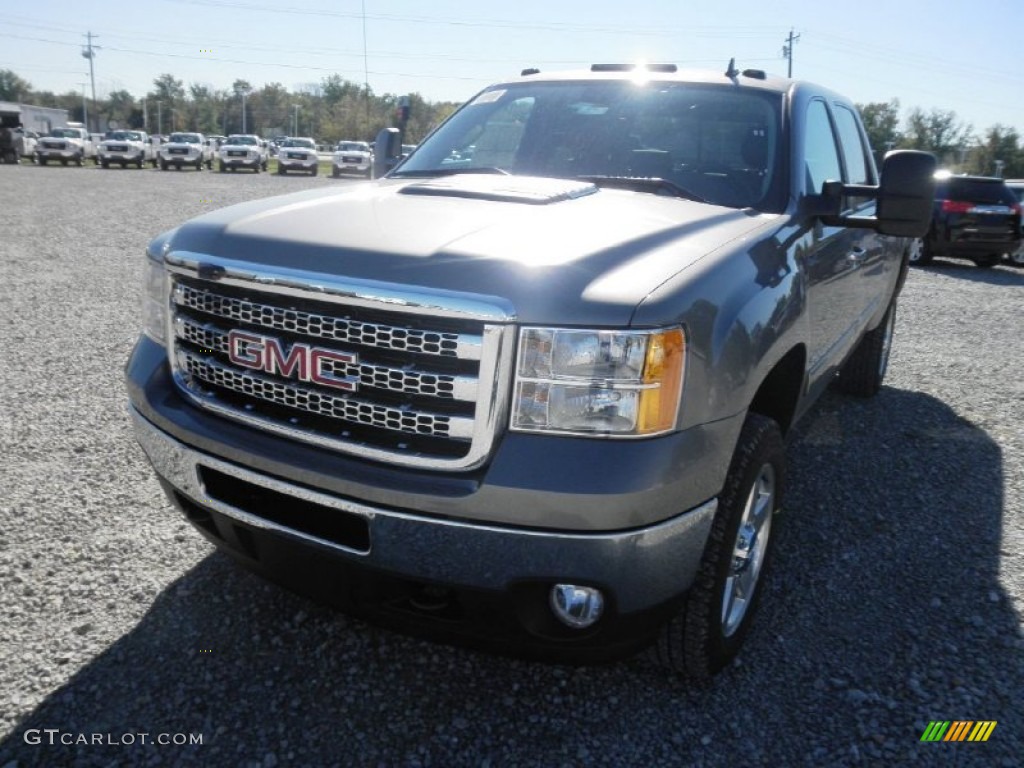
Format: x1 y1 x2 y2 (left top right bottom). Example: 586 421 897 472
166 263 513 470
179 352 469 439
176 283 475 359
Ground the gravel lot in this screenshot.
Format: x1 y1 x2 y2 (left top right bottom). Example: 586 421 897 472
0 162 1021 768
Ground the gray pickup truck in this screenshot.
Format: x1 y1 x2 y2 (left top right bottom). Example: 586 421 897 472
126 63 934 678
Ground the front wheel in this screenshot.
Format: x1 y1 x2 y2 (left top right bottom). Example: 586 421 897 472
653 413 784 680
311 165 318 176
160 160 168 171
834 300 896 397
907 237 933 266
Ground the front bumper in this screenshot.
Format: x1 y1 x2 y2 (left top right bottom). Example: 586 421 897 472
279 154 318 169
101 150 143 162
127 334 737 652
37 148 80 159
333 158 370 173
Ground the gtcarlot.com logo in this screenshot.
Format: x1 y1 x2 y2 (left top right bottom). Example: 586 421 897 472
920 721 997 743
24 729 203 746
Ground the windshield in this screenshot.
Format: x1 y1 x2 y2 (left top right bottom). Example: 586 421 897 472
337 142 369 152
48 129 79 138
282 138 315 148
396 80 786 211
105 131 134 141
169 133 201 144
226 135 257 146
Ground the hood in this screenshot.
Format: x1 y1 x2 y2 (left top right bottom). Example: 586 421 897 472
163 141 201 150
163 175 774 326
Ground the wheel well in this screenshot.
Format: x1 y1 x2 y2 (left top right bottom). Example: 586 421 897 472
748 345 805 437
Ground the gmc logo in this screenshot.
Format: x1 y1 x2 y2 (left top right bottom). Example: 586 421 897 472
227 330 358 392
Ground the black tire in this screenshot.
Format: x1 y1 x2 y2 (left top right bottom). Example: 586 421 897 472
218 162 226 173
311 165 318 176
206 158 213 170
331 167 340 179
39 157 47 166
1007 249 1024 267
834 299 897 398
92 155 99 165
907 237 933 266
253 164 260 174
151 157 158 168
196 159 203 171
277 165 285 175
76 153 84 167
160 160 168 171
61 159 68 166
972 254 1000 269
653 413 784 680
136 158 143 169
100 159 109 169
262 159 268 171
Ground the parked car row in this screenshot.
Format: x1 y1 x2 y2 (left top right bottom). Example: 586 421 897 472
16 128 384 180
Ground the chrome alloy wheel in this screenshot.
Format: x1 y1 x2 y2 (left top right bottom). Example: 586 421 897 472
721 463 776 637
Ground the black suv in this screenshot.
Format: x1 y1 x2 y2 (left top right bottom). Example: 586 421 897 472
908 174 1022 268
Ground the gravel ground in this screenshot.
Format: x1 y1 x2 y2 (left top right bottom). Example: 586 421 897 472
0 162 1021 768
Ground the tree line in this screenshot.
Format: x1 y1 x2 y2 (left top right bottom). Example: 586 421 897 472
855 98 1020 178
0 69 459 145
1 68 1021 175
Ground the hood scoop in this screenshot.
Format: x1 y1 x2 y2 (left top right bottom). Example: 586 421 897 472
398 175 597 205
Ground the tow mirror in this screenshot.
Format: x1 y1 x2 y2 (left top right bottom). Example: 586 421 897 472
807 150 936 237
373 127 401 178
875 151 936 237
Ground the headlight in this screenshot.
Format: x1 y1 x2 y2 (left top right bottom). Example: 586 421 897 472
143 256 168 345
511 327 685 437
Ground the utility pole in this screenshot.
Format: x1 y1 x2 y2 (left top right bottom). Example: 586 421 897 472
241 90 250 133
782 28 800 78
81 32 100 131
77 82 88 130
292 104 299 136
362 0 371 131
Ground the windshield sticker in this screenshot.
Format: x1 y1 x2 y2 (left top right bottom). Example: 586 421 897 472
470 89 505 106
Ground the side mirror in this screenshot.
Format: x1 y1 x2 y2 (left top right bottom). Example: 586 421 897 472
807 150 936 237
875 150 937 237
373 127 401 178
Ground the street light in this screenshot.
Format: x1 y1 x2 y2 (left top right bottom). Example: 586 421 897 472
292 104 299 137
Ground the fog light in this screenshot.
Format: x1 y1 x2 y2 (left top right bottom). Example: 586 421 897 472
550 584 604 628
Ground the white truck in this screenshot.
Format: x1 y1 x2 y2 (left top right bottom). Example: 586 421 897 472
98 130 156 169
158 132 211 171
35 124 96 166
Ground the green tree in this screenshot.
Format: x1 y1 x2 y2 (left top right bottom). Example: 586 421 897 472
0 69 32 101
967 125 1023 178
856 99 903 158
904 107 973 166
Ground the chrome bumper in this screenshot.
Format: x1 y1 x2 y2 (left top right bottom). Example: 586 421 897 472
130 406 717 612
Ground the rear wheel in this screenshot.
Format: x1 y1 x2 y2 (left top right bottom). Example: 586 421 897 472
75 153 84 167
160 160 168 171
136 157 143 169
278 165 285 175
907 237 933 266
834 299 897 397
653 413 784 680
331 167 340 179
1008 249 1024 267
311 165 318 176
100 159 109 169
39 157 47 166
972 254 1000 269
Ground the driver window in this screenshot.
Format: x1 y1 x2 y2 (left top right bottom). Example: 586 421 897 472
804 100 842 195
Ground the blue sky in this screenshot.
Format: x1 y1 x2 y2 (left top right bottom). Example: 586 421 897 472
1 0 1021 135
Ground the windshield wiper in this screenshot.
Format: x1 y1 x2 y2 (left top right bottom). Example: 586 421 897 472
576 175 707 203
391 166 510 178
